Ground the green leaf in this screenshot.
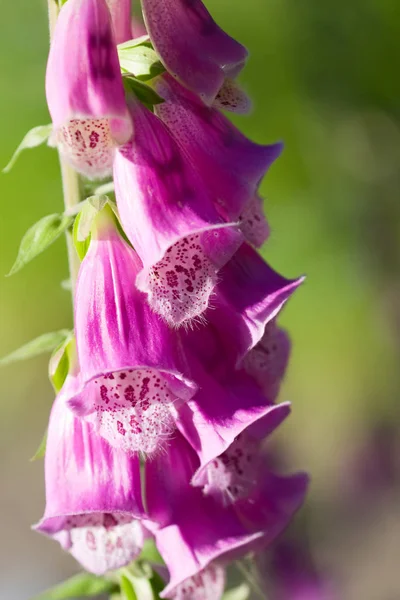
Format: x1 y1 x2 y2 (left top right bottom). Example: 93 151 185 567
30 429 47 461
0 330 71 367
32 572 118 600
8 213 73 275
3 124 53 173
120 576 138 600
222 583 251 600
118 44 164 81
48 333 74 392
124 77 164 107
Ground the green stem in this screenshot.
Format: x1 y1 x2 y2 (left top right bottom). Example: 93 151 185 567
48 0 81 295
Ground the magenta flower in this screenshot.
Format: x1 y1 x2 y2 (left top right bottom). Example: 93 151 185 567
144 429 308 596
68 208 196 455
34 386 145 574
113 95 243 326
175 361 291 472
46 0 132 178
141 0 247 104
154 75 282 247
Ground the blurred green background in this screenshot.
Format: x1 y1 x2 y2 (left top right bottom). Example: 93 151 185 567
1 0 399 598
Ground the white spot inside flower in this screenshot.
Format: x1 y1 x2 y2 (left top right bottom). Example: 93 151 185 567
54 118 115 179
146 234 216 327
202 435 259 506
171 564 226 600
238 195 269 248
213 78 252 114
91 369 176 456
62 513 143 575
242 321 289 401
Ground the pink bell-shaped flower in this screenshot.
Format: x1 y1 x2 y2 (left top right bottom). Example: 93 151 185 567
113 95 243 326
34 386 145 574
46 0 132 178
141 0 248 104
68 206 197 456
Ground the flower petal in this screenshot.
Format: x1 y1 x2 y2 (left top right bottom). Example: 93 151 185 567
215 243 304 362
142 0 247 103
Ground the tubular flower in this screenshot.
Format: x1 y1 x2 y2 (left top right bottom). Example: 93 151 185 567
46 0 132 178
144 428 308 596
68 207 196 456
34 387 145 574
175 359 292 471
141 0 247 104
113 95 243 326
154 74 282 246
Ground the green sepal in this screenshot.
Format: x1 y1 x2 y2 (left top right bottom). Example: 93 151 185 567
48 332 75 392
30 429 48 461
3 124 52 173
73 195 115 260
123 76 164 109
120 576 138 600
118 43 164 81
31 572 118 600
119 568 154 600
73 211 91 261
0 329 71 367
8 213 73 275
222 583 251 600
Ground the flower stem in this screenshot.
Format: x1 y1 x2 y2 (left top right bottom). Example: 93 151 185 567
47 0 81 295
